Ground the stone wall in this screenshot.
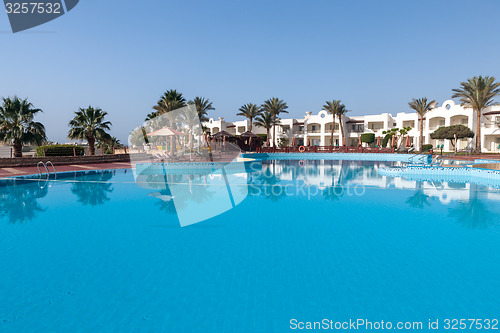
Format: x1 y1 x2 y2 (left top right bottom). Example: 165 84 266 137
0 153 149 167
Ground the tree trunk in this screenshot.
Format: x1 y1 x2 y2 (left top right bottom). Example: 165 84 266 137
266 129 270 147
331 117 335 145
88 137 95 156
13 140 22 158
476 109 481 153
420 115 424 151
339 115 346 146
272 114 276 147
249 118 252 132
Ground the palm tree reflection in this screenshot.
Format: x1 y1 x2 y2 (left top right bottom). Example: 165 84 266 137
71 171 114 206
448 184 495 229
406 182 433 209
0 179 48 223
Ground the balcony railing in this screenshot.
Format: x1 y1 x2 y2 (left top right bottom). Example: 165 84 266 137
257 146 395 154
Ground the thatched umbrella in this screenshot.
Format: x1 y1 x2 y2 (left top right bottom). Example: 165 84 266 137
212 130 235 139
240 131 259 146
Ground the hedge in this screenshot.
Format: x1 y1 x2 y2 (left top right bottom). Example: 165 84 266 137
360 133 375 144
37 145 85 157
422 144 433 152
381 133 393 148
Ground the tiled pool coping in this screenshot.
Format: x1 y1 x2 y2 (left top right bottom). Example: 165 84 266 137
379 164 500 187
243 152 419 162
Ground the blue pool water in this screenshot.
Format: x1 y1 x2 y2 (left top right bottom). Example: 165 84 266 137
1 159 500 332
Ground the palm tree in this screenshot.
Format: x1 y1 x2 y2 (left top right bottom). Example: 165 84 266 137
237 103 261 132
153 89 187 116
0 97 46 157
261 98 288 147
452 76 500 152
153 90 187 154
145 112 158 122
97 136 123 154
188 97 214 122
408 97 437 151
68 106 112 156
254 111 279 146
322 100 345 145
334 103 349 146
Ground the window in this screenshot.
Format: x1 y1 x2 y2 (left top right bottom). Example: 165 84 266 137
311 125 316 131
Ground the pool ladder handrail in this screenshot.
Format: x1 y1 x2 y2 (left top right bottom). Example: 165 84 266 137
37 161 57 177
407 153 430 165
430 152 456 167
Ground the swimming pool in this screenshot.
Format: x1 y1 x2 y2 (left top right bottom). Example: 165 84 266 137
1 158 500 332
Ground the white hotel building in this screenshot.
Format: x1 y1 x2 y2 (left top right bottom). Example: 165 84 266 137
204 100 500 153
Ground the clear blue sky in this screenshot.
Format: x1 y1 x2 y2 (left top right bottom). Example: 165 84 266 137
1 0 500 143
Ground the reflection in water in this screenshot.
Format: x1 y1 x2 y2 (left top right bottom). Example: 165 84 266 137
0 179 48 223
406 182 434 209
448 184 495 229
247 160 500 229
71 171 114 206
148 173 217 216
134 162 251 227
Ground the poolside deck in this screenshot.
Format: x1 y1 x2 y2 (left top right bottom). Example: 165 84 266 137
0 161 136 178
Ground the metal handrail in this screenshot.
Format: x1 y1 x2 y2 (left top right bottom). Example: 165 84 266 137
37 161 49 175
408 153 429 164
46 161 56 173
46 161 57 179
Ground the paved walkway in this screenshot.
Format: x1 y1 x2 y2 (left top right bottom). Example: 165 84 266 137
0 161 134 178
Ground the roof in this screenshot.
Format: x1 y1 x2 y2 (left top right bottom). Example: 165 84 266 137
212 130 235 138
484 111 500 116
240 131 259 138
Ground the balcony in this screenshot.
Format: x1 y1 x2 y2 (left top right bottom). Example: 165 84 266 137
484 122 500 128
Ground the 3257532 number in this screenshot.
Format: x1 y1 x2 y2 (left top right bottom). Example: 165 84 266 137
443 319 499 330
5 2 62 14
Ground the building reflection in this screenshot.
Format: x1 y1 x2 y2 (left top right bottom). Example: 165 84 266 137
249 159 500 228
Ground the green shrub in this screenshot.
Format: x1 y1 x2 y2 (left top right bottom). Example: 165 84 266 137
277 138 289 148
256 134 267 142
422 144 433 152
37 145 85 157
381 133 393 148
360 133 375 145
